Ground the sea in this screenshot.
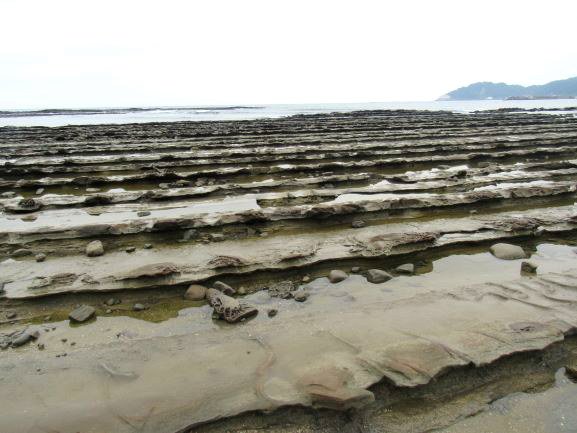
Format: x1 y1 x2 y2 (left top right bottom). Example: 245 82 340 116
1 100 576 127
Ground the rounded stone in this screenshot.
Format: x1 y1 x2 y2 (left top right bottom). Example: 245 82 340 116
184 284 208 301
366 269 393 284
85 240 104 257
489 243 526 260
328 270 348 284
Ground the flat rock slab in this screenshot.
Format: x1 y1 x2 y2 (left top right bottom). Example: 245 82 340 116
5 269 577 433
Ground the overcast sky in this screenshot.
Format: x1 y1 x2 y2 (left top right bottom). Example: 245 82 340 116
1 0 576 109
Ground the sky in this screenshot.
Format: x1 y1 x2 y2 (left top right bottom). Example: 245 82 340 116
1 0 576 109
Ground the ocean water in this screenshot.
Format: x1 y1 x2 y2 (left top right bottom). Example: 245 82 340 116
1 99 576 127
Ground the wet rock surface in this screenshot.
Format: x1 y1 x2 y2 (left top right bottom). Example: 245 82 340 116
3 109 577 432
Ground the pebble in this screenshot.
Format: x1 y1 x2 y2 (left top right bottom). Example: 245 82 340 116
267 309 278 317
35 253 47 262
38 343 45 350
521 261 538 274
351 220 366 229
328 270 348 283
35 188 45 195
302 275 311 283
125 246 136 253
6 311 17 319
351 266 361 273
144 243 153 249
366 269 393 284
85 240 104 257
292 290 309 302
133 303 146 311
137 211 151 217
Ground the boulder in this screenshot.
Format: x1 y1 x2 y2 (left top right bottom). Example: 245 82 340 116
69 305 96 323
85 240 104 257
328 270 348 283
184 284 207 301
489 243 526 260
395 263 415 274
366 269 393 284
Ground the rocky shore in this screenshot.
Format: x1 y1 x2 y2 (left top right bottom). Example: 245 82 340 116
2 109 577 432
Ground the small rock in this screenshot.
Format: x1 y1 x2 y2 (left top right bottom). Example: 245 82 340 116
105 309 112 314
292 290 309 302
21 215 37 222
12 248 32 257
351 266 361 273
86 187 101 193
6 311 17 319
328 270 348 284
395 263 415 275
143 243 153 249
302 275 311 283
105 298 118 306
38 343 45 350
35 188 45 195
11 329 40 347
125 246 136 253
267 309 278 317
132 303 146 311
211 234 225 242
137 211 151 217
489 243 526 260
68 305 96 323
535 226 546 236
0 191 16 198
469 209 478 215
35 253 47 262
86 240 104 257
521 261 538 274
184 284 208 301
366 269 393 284
351 220 366 229
213 281 236 295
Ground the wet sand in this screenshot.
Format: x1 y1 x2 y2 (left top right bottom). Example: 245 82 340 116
2 108 577 432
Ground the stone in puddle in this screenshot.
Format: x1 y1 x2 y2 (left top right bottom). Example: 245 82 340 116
292 290 309 302
366 269 393 284
68 305 96 323
184 284 207 301
213 281 235 295
328 270 348 283
86 240 104 257
521 261 538 274
395 263 415 275
489 243 526 260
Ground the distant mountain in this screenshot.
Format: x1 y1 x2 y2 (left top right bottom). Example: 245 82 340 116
439 76 577 101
